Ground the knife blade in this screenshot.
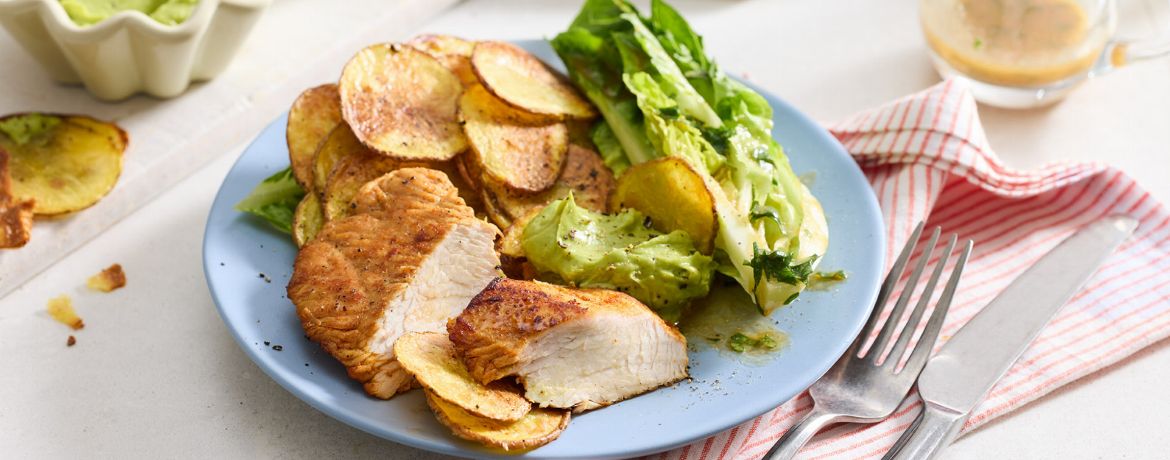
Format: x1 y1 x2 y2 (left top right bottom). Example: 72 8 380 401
884 215 1138 460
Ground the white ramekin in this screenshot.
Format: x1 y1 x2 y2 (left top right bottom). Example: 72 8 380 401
0 0 271 101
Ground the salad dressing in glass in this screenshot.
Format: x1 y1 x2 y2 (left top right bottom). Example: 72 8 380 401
922 0 1109 86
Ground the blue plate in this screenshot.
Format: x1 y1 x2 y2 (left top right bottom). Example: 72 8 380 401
203 40 884 459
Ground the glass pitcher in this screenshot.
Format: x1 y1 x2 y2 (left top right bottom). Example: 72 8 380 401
920 0 1170 108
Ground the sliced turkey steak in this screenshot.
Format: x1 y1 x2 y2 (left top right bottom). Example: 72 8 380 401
288 168 501 399
448 278 688 412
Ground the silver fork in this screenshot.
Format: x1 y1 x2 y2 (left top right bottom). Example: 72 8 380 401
764 223 973 460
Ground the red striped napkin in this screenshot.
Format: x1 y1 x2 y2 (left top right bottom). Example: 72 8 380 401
657 79 1170 460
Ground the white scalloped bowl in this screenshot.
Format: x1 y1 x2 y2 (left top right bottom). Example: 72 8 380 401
0 0 270 101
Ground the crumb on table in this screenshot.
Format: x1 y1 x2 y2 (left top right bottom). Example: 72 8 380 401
47 295 84 330
87 263 127 292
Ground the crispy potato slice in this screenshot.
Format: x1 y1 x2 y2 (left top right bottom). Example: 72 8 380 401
497 209 540 279
609 157 717 254
424 389 569 451
460 85 568 193
322 149 412 221
287 84 342 191
339 43 466 161
0 115 125 215
396 332 530 422
0 148 33 249
312 123 372 197
481 144 613 229
292 193 323 247
455 154 483 193
480 187 513 230
471 41 596 120
321 148 481 222
0 198 33 249
407 34 478 86
498 209 539 260
437 159 486 217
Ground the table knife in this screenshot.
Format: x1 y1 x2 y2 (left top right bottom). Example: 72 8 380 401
883 215 1139 460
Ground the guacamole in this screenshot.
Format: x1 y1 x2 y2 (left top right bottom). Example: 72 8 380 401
0 113 61 146
521 195 716 323
59 0 199 26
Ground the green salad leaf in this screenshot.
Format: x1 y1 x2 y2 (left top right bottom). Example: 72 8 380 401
591 122 631 177
551 0 829 314
521 195 716 323
235 167 305 235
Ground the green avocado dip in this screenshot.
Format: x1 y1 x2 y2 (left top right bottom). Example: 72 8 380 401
0 113 61 146
521 195 717 323
59 0 199 27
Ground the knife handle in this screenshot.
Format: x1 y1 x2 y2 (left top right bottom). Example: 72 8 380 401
883 402 967 460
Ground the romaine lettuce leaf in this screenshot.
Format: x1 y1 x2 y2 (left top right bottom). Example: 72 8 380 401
521 195 716 322
591 122 631 176
235 167 305 235
554 0 828 314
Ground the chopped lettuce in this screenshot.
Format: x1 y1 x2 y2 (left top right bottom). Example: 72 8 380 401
552 0 828 314
521 195 716 323
591 122 630 177
235 167 304 235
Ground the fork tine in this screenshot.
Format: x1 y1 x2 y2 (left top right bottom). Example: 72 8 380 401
885 234 957 371
851 222 925 356
902 239 973 374
868 226 941 363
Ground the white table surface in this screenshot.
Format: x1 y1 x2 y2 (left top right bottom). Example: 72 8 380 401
3 1 1169 459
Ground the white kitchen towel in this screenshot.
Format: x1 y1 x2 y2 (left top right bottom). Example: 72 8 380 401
658 79 1170 460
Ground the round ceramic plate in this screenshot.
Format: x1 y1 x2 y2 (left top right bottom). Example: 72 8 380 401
203 40 885 459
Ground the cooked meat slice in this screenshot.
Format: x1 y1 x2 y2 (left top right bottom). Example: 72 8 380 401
288 168 501 399
449 278 688 412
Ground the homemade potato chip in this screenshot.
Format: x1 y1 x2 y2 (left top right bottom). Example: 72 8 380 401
319 143 481 222
293 193 323 247
339 43 466 161
407 34 478 86
610 157 718 254
498 209 539 260
287 84 342 191
455 154 484 193
480 144 613 229
460 84 568 193
480 187 513 229
0 148 33 249
437 159 487 217
396 332 530 422
0 198 33 249
424 389 569 451
472 41 596 120
1 115 125 215
323 149 415 222
312 123 373 197
68 116 127 152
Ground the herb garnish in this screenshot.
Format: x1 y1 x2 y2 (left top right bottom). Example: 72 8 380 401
744 243 817 290
727 332 780 353
657 106 680 119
